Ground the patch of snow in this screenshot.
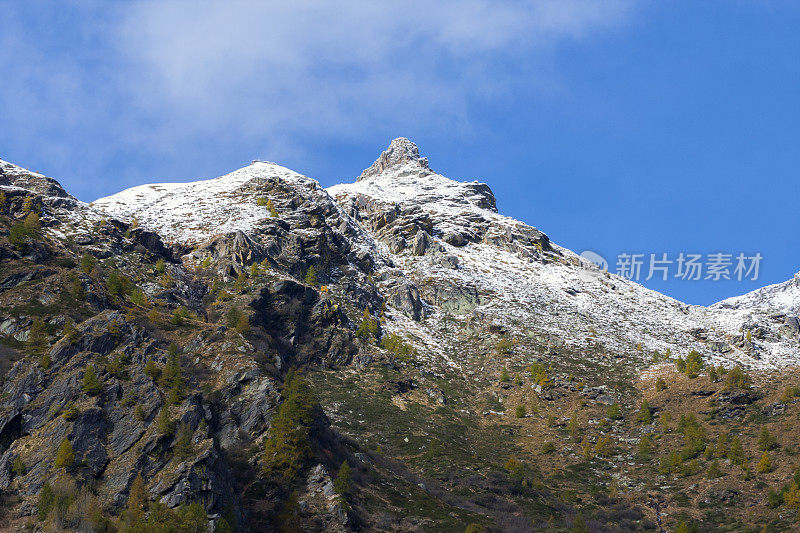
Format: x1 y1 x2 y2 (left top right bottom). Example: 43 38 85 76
94 162 321 245
713 273 800 315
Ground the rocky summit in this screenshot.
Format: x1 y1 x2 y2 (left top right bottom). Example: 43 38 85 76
1 139 800 532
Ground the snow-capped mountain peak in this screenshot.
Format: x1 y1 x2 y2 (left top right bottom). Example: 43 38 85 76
93 161 327 244
332 139 497 215
358 137 430 181
82 140 800 370
328 140 800 370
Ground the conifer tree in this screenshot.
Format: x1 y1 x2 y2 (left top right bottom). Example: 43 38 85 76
130 288 148 307
226 306 243 329
162 346 185 404
684 350 703 378
144 359 161 381
266 199 278 217
334 461 352 496
304 265 318 286
157 406 174 435
234 270 248 292
62 318 79 344
499 368 510 382
263 371 317 481
568 413 580 439
636 399 653 424
758 428 777 451
38 482 54 520
758 451 772 473
27 318 48 357
174 423 194 459
24 211 41 234
82 365 103 395
54 438 75 469
707 459 723 479
128 473 147 513
80 253 96 274
728 436 745 465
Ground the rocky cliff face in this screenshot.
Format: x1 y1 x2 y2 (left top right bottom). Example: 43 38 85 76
0 158 362 531
2 142 800 532
330 140 799 370
96 139 800 370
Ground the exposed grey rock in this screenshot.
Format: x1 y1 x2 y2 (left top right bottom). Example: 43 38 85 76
595 394 616 405
250 279 357 367
717 389 760 405
70 407 108 477
0 268 56 291
358 137 429 181
108 376 161 455
0 159 70 198
50 310 134 364
0 450 15 490
387 236 406 253
412 230 430 256
388 281 425 321
128 227 176 262
710 341 732 353
0 318 17 336
462 182 497 211
428 246 459 269
301 464 349 531
704 488 738 505
763 402 786 417
430 282 481 315
424 387 446 405
195 230 268 274
443 231 467 247
150 442 237 513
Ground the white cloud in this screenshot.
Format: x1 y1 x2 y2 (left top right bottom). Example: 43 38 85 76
0 0 634 191
116 0 635 146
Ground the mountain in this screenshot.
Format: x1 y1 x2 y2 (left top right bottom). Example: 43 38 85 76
97 138 800 370
715 272 800 315
1 143 800 532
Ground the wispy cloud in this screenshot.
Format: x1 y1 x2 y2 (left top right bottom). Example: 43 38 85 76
0 1 635 195
118 1 634 140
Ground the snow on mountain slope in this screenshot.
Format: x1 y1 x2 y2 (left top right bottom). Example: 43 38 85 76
1 158 70 198
714 272 800 315
0 157 105 236
328 139 800 370
89 139 799 370
93 162 328 245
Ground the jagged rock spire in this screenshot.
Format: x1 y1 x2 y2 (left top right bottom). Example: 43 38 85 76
357 137 430 181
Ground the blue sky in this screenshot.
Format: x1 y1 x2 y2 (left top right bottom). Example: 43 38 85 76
1 1 798 305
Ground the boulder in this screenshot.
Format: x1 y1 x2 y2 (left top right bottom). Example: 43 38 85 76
388 282 426 321
443 231 467 247
412 230 430 256
128 227 175 261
